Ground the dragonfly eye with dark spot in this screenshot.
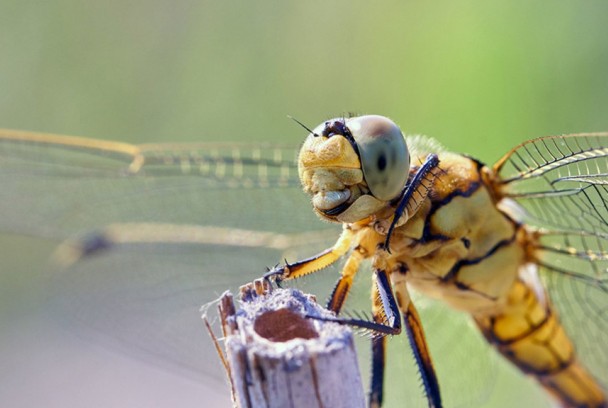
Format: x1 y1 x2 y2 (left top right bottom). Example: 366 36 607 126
348 115 411 201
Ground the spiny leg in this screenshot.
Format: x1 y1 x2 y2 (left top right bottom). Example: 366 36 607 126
264 226 354 283
383 153 441 250
392 272 442 408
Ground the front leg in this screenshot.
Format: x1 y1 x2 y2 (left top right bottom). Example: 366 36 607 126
264 225 354 283
384 153 441 250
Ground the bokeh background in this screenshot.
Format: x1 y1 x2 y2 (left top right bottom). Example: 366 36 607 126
1 1 607 407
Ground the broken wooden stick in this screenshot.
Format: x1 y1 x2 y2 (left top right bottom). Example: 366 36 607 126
208 279 365 408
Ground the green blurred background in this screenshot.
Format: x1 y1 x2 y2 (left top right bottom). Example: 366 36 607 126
1 1 607 407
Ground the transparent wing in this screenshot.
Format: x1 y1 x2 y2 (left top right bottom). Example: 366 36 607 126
0 129 305 238
0 129 554 407
0 129 339 387
494 133 608 390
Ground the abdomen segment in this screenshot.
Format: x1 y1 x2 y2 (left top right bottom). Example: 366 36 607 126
474 275 606 407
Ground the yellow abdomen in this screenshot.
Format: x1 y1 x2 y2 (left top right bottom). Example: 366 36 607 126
475 274 606 407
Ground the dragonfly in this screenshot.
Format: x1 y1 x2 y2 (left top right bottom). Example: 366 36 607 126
0 116 606 407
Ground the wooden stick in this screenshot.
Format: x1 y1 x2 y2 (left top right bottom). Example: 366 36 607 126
212 279 365 408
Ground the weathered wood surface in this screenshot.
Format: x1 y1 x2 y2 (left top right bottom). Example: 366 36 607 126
213 280 365 408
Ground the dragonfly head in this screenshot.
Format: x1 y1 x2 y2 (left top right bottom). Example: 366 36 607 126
298 115 410 223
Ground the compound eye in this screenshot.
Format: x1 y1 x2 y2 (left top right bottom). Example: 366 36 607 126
347 115 410 201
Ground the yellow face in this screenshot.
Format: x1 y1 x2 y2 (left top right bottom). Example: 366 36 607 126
297 115 410 224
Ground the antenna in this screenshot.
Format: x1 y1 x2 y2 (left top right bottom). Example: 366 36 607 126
287 115 318 136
